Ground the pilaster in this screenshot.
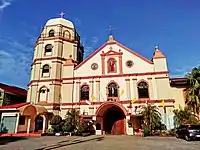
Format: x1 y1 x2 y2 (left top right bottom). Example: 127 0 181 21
96 79 100 102
125 78 131 99
132 78 138 99
152 76 158 100
101 55 105 75
89 81 94 101
119 55 123 74
147 77 154 100
76 81 81 102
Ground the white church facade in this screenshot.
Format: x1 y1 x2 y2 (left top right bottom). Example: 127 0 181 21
0 16 187 135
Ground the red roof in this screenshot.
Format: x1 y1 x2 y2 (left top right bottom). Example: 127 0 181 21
170 78 187 82
0 103 29 109
0 83 27 97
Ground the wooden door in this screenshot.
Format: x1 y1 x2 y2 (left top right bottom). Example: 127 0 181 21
111 119 124 135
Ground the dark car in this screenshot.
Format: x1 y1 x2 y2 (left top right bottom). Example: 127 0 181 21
176 124 200 141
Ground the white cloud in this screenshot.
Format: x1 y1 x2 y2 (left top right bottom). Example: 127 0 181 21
82 36 99 58
0 0 12 11
170 64 200 78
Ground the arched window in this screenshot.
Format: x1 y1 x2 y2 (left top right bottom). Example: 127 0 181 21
48 30 55 37
63 30 71 39
80 85 89 100
107 58 117 73
137 81 149 98
44 44 53 56
108 82 118 97
42 64 50 77
39 87 49 102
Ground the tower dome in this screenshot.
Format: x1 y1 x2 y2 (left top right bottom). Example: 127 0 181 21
45 17 74 28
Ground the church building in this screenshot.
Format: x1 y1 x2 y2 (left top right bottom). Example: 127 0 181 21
0 15 187 135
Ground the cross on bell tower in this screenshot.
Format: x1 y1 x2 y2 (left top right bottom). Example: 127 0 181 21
59 12 65 18
107 25 113 35
107 25 115 41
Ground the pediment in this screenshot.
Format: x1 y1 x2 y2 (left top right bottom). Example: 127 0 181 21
101 46 122 56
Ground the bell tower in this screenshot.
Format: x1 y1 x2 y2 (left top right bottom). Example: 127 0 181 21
27 14 84 111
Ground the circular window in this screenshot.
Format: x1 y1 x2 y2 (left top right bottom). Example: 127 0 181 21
126 60 134 68
91 63 98 70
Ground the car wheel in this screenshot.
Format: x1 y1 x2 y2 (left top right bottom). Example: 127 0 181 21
185 135 191 141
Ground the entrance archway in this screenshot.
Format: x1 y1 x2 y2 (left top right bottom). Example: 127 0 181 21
95 102 127 135
103 106 125 134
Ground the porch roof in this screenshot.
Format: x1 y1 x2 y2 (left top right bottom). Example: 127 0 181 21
0 103 29 111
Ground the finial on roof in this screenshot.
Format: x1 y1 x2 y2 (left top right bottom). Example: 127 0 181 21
155 45 159 50
153 45 166 59
59 12 65 18
107 24 115 42
108 35 114 41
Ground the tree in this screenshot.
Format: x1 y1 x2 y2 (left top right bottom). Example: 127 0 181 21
140 104 162 135
173 106 199 127
50 115 62 133
185 66 200 116
65 108 80 132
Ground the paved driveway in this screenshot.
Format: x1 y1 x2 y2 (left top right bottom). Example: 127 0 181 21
0 135 200 150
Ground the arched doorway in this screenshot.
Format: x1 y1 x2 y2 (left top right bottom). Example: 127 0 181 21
96 102 127 135
35 115 43 132
103 106 125 134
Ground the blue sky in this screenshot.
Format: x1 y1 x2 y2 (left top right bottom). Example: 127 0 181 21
0 0 200 89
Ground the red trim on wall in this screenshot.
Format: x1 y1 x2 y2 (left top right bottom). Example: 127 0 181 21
95 101 128 116
62 82 74 84
63 71 169 80
28 71 169 86
75 43 108 70
32 57 66 66
38 99 175 106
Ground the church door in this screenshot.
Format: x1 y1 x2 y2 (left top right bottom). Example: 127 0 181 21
35 115 43 132
111 119 124 135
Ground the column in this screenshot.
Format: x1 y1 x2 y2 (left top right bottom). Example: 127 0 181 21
89 81 94 101
132 79 138 99
42 115 46 133
119 54 123 74
27 117 31 134
101 54 105 74
147 78 154 100
152 76 158 100
15 113 20 133
76 82 81 102
125 78 131 99
96 80 100 102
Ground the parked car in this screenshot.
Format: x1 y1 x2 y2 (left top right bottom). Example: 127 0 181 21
176 124 200 141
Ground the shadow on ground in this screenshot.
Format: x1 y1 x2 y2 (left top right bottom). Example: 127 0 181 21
35 136 104 150
0 137 28 145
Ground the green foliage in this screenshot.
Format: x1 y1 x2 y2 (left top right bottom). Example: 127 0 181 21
140 104 162 135
143 128 149 137
62 121 73 132
185 66 200 115
65 108 80 132
173 106 199 127
50 115 62 125
50 115 62 133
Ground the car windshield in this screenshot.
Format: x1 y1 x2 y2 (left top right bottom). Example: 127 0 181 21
188 125 200 130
